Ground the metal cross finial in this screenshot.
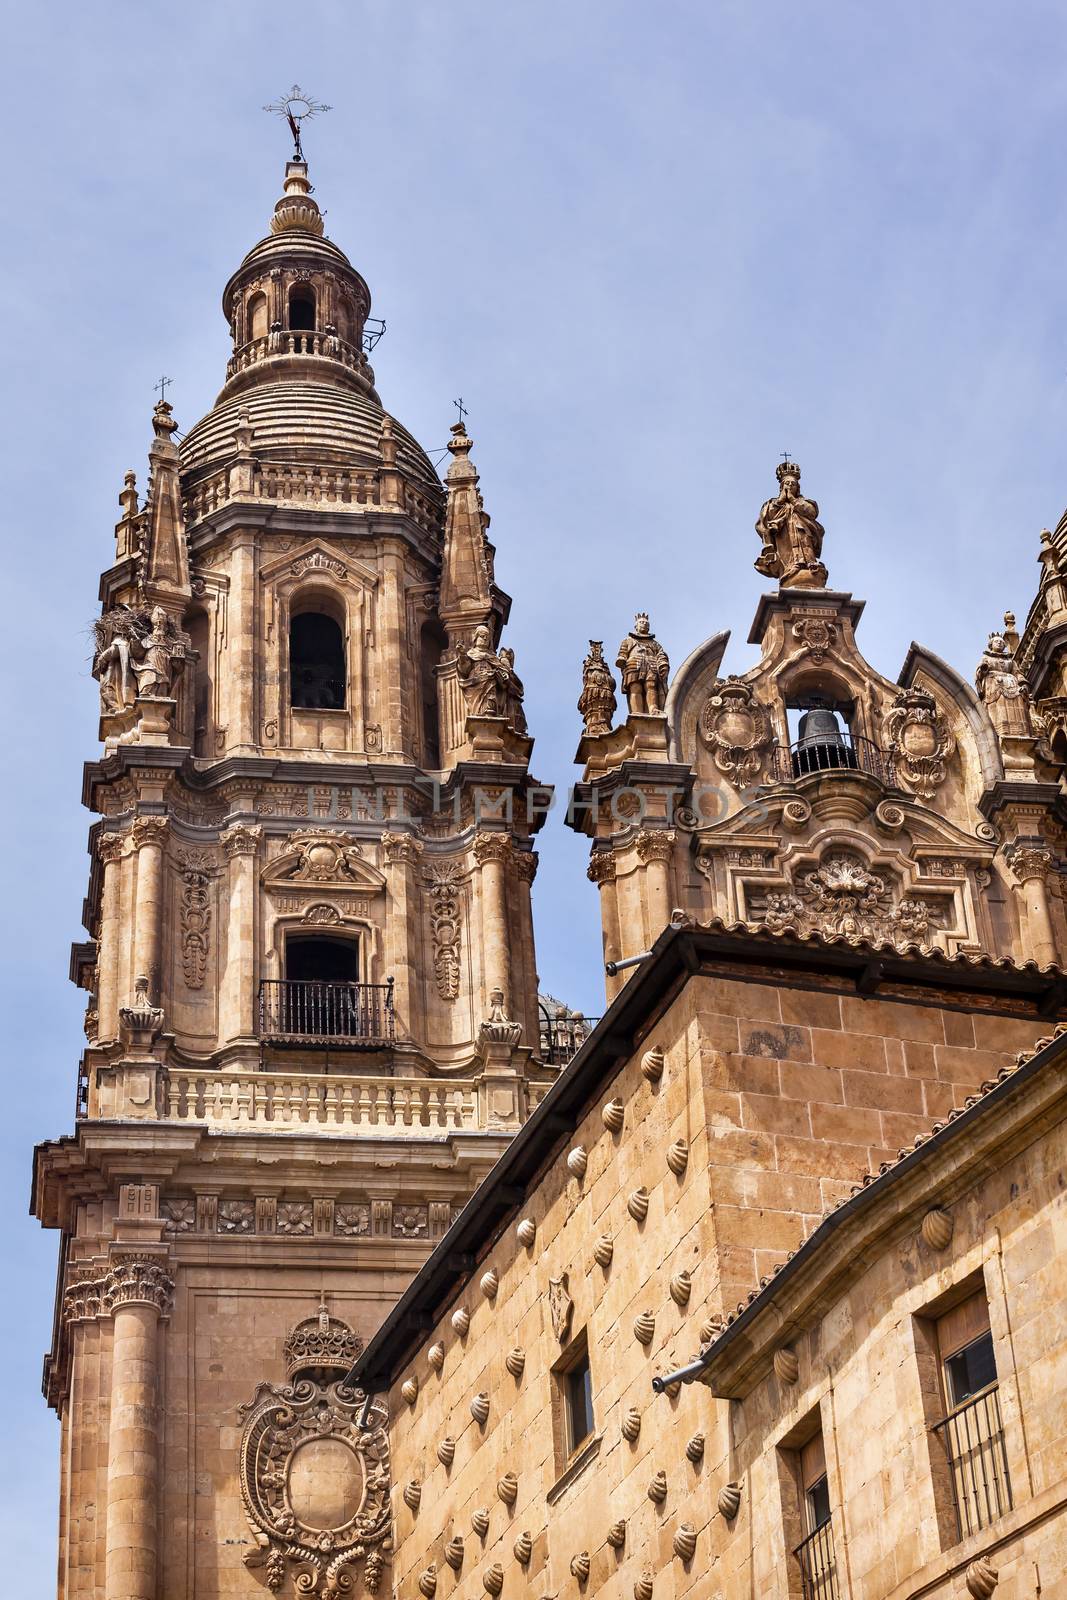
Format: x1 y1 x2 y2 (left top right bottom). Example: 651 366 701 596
263 85 332 162
453 397 468 426
780 451 791 464
155 375 172 404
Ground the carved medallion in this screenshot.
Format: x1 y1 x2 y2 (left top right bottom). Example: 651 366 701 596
548 1273 574 1343
699 678 773 788
882 689 954 798
791 615 838 664
284 833 365 884
239 1308 389 1597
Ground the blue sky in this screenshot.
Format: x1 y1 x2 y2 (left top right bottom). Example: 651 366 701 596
4 0 1067 1582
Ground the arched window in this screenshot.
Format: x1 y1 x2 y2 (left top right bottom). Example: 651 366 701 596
247 291 268 340
420 618 447 768
290 609 346 710
288 284 316 331
182 605 211 756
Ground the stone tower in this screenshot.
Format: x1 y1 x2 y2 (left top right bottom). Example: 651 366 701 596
572 460 1067 995
33 151 554 1600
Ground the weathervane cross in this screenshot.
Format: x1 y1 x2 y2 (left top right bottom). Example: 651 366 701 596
155 375 172 404
263 85 332 162
453 397 468 426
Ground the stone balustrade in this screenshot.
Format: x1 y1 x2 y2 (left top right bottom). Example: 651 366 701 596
162 1068 479 1133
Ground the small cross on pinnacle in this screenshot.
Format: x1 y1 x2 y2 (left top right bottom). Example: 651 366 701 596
780 451 791 464
155 375 172 404
453 397 468 426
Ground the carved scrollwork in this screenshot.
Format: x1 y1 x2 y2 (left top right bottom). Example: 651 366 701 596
283 833 365 884
239 1311 388 1598
177 848 216 989
423 862 462 1001
790 615 838 664
760 851 934 949
882 689 954 799
699 678 773 788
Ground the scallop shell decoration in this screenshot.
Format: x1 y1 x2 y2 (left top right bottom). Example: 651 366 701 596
517 1217 536 1248
593 1234 614 1268
444 1535 464 1570
437 1436 456 1468
717 1481 742 1520
621 1406 642 1442
669 1269 692 1307
921 1207 953 1251
965 1557 998 1599
481 1268 499 1300
606 1520 627 1549
418 1566 438 1599
773 1347 799 1386
641 1046 665 1082
452 1306 470 1337
567 1145 589 1179
672 1524 697 1562
401 1375 419 1405
634 1574 654 1600
656 1372 682 1399
403 1480 422 1511
685 1432 705 1464
483 1565 504 1597
505 1347 526 1379
602 1098 625 1133
570 1553 591 1583
428 1342 445 1372
634 1310 656 1346
647 1469 668 1504
666 1138 689 1176
497 1471 518 1505
627 1187 650 1222
699 1317 722 1345
514 1531 533 1565
471 1391 491 1425
472 1506 490 1538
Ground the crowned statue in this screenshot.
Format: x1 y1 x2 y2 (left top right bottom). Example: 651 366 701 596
755 460 828 589
616 614 669 715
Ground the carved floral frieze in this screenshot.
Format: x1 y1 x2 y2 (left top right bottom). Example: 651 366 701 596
761 852 934 949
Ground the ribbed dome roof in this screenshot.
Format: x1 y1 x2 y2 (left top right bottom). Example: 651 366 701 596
179 380 443 499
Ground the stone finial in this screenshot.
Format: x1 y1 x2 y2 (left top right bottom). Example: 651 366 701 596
754 459 828 589
579 640 617 736
269 158 325 236
617 615 669 715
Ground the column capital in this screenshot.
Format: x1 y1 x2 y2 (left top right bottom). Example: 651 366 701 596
382 830 424 865
635 829 675 863
513 848 538 885
473 830 512 866
587 848 617 886
1007 840 1056 884
221 822 263 860
97 831 126 865
131 815 169 851
63 1250 174 1326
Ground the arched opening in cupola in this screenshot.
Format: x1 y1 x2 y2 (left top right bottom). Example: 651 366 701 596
290 602 346 711
420 618 448 768
781 669 862 778
247 291 268 341
288 284 317 331
182 605 211 757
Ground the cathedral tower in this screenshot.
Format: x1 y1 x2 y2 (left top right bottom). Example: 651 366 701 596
33 144 554 1600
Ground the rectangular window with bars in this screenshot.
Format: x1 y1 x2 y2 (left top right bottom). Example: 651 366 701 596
792 1431 841 1600
931 1291 1012 1541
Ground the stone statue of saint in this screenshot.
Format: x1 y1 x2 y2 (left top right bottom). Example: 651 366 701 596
456 625 526 730
578 640 617 736
755 461 828 589
616 614 669 715
976 628 1040 740
94 604 185 712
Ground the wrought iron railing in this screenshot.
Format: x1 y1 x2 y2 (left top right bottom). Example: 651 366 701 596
258 979 395 1047
794 1517 840 1600
932 1383 1012 1540
771 732 894 786
539 1011 600 1067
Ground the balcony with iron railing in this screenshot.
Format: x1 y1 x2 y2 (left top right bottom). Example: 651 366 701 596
932 1383 1012 1540
538 1007 601 1067
770 731 895 787
258 978 395 1048
794 1516 840 1600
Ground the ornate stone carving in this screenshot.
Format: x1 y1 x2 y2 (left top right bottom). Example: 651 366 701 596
291 551 347 579
424 862 462 1001
762 852 934 948
587 850 616 886
473 831 512 866
616 614 669 715
221 823 262 859
700 678 773 788
94 604 187 712
548 1273 574 1342
1007 841 1055 885
218 1199 255 1235
96 831 126 865
635 830 674 863
479 988 522 1046
303 903 341 925
130 814 170 851
334 1204 370 1237
284 832 365 883
277 1203 313 1237
393 1205 428 1239
578 640 617 736
381 832 423 866
161 1197 196 1233
513 849 538 885
455 625 527 730
239 1310 389 1598
790 614 838 663
63 1253 174 1324
754 460 827 588
118 973 164 1049
176 848 215 989
882 689 954 798
976 627 1044 745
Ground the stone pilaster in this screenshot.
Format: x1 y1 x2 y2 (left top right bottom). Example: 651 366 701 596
1008 842 1058 965
220 824 262 1044
130 817 168 1007
635 829 675 944
382 831 424 1041
473 832 513 1018
588 849 622 1000
95 833 126 1042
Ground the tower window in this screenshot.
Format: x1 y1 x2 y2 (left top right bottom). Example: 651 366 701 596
420 619 447 768
288 285 316 331
285 935 360 985
290 611 346 710
247 291 268 340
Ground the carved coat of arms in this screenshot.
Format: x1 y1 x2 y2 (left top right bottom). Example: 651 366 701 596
548 1273 574 1343
882 689 954 798
700 678 773 789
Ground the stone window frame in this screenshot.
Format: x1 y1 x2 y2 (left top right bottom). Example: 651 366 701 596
546 1326 602 1502
774 1400 843 1600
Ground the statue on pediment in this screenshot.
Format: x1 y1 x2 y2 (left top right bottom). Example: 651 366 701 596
755 461 828 589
